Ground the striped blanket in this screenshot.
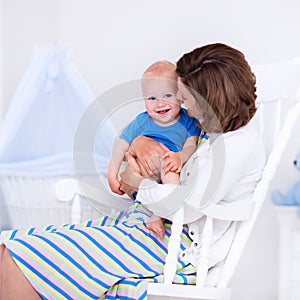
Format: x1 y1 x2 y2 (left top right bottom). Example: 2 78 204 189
1 201 196 299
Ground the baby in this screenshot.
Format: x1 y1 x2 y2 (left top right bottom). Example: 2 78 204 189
108 60 201 237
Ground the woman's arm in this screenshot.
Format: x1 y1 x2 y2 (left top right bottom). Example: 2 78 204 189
119 154 145 199
135 128 266 223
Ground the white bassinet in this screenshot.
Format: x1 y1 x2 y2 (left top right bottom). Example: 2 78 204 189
0 45 116 230
0 174 103 229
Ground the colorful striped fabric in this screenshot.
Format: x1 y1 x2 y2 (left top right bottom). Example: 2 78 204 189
197 130 210 147
1 202 196 299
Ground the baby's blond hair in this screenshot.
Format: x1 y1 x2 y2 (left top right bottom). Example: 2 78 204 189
143 60 177 80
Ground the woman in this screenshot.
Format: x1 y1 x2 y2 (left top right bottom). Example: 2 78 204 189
0 43 265 300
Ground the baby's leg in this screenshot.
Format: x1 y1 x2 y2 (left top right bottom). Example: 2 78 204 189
146 214 165 238
146 172 180 238
161 171 180 185
147 171 180 238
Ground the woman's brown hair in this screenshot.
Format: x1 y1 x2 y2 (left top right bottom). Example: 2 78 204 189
176 43 257 133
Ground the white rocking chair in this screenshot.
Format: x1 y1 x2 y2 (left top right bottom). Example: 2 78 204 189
55 60 300 300
148 98 300 300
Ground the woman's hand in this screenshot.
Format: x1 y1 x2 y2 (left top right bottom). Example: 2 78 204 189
119 154 145 199
128 136 169 179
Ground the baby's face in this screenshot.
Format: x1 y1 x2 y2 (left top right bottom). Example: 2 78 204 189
142 77 181 126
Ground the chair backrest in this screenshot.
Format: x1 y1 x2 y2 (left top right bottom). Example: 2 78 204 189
215 59 300 288
217 95 300 288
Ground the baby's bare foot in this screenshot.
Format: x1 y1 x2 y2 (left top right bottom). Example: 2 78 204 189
146 216 165 238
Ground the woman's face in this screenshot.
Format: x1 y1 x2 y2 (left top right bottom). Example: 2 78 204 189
176 78 202 120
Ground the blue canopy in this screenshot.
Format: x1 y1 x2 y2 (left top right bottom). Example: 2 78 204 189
0 46 114 177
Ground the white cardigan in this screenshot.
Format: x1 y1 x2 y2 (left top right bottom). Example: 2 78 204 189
137 121 266 267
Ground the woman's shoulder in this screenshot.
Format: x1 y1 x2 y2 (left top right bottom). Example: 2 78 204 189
224 121 262 143
223 122 266 161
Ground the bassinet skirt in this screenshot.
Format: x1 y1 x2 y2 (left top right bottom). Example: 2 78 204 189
1 202 196 299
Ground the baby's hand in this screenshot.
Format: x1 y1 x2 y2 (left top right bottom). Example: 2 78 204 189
163 151 182 174
108 177 124 195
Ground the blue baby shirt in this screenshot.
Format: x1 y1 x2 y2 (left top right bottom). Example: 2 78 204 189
120 108 202 152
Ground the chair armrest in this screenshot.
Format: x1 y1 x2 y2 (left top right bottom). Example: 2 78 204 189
201 199 255 221
53 178 132 212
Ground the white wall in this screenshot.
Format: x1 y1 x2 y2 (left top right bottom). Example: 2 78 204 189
2 1 300 299
1 0 60 115
3 0 300 113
